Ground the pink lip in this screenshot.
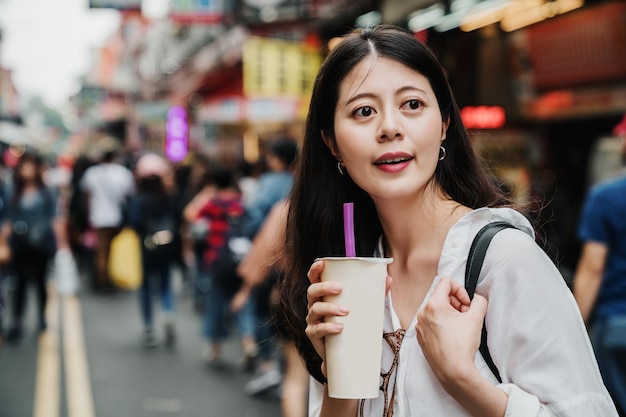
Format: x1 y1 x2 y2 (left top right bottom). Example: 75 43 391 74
374 152 413 173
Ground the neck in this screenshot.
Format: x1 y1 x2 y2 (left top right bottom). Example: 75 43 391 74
377 195 470 262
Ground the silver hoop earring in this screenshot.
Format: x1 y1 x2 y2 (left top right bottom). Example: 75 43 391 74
439 146 446 161
337 162 347 175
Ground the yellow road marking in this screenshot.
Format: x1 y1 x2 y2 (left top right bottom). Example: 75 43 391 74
33 287 96 417
63 295 96 417
33 287 60 417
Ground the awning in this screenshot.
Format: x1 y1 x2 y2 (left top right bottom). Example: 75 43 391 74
0 121 34 145
0 121 50 149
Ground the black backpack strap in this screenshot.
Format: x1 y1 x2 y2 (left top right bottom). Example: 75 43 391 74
465 221 516 384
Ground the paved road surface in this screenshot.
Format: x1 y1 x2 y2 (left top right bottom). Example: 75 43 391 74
0 270 282 417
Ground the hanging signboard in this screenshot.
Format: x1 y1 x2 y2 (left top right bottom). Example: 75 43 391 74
165 106 189 162
89 0 140 10
243 36 321 98
169 0 229 23
461 106 506 129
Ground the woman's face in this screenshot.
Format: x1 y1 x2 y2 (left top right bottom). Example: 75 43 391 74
18 160 37 182
329 56 448 202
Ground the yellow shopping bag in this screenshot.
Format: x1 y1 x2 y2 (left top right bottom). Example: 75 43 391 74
108 227 142 290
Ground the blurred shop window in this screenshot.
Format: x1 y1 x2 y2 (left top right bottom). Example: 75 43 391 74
586 136 625 188
471 130 536 206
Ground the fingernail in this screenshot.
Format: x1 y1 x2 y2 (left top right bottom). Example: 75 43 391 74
337 306 349 315
333 323 344 331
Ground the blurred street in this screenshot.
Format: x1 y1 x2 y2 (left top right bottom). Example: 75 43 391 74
0 270 281 417
0 0 624 415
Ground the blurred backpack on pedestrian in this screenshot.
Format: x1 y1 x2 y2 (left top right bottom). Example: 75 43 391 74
128 174 180 263
211 200 251 296
194 166 249 296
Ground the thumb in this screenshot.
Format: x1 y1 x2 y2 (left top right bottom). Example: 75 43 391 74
468 293 488 320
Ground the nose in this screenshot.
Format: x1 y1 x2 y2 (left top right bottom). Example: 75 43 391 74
378 110 403 142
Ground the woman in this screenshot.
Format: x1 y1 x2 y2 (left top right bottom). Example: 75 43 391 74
185 165 256 366
4 152 58 343
128 154 180 348
275 25 618 416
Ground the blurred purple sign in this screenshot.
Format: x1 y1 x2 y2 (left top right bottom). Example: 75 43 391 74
165 106 189 162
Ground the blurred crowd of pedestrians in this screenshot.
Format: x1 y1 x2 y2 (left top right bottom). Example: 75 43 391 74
0 134 308 417
1 112 625 417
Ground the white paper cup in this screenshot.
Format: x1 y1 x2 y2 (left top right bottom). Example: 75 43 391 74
319 256 393 399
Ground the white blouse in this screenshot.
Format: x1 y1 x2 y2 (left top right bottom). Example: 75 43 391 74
309 207 618 417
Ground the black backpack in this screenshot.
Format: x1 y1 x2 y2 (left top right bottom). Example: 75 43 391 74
140 197 178 259
211 200 252 296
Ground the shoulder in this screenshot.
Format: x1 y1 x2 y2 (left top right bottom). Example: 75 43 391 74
588 174 626 199
472 208 538 261
451 207 534 244
439 207 536 277
80 166 97 182
258 171 292 185
112 163 133 175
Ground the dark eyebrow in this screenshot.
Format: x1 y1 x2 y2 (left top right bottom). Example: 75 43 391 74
344 86 428 107
344 92 376 108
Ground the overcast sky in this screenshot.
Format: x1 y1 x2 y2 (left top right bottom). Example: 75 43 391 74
0 0 120 108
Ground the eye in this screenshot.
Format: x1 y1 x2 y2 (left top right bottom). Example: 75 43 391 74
353 106 374 118
404 99 422 110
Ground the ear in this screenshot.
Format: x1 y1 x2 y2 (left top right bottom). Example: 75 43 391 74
321 130 342 160
441 117 450 142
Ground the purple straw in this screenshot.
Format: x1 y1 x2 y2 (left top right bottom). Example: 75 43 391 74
343 202 356 257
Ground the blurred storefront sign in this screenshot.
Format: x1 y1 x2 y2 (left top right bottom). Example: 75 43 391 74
404 0 584 33
198 97 245 123
522 1 626 90
239 0 309 23
89 0 141 10
198 97 302 123
165 106 189 162
169 0 231 23
134 101 170 123
247 97 300 122
509 1 626 120
381 0 433 26
242 36 321 97
521 87 626 120
461 106 506 129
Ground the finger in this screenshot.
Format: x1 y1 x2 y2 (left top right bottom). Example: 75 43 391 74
306 301 349 325
385 275 393 295
448 279 471 306
305 321 344 340
448 295 465 312
307 259 325 284
468 293 488 320
432 277 471 311
306 282 343 309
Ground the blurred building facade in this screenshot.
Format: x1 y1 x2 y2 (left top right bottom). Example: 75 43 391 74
70 0 625 275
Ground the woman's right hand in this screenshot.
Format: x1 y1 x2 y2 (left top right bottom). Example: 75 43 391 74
304 259 349 379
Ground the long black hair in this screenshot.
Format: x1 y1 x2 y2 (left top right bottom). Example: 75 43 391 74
12 152 47 205
275 25 514 383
